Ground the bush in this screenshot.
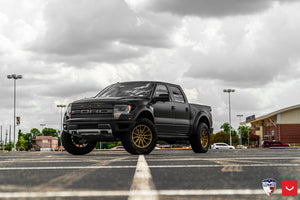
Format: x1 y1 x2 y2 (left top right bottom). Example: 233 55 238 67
248 133 259 141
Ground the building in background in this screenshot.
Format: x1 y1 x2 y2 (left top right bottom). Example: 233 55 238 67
35 136 58 151
242 104 300 145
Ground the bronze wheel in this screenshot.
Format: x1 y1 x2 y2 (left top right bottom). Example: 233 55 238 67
200 129 209 148
132 125 153 148
190 122 210 153
62 131 96 155
122 118 157 155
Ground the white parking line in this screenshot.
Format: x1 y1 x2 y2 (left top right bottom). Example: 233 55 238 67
0 189 283 198
0 163 299 170
146 156 300 162
158 189 283 196
129 155 158 200
0 166 136 170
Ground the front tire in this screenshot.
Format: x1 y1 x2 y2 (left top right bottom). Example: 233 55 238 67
190 123 210 153
62 131 97 155
122 118 157 155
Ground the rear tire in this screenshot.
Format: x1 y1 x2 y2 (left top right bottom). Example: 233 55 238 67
62 131 97 155
190 123 210 153
122 118 157 155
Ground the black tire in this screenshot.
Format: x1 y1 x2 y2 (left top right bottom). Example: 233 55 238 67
190 122 210 153
62 131 97 155
122 118 157 155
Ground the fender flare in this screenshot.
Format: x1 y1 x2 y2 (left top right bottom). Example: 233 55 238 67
192 112 210 135
132 106 155 123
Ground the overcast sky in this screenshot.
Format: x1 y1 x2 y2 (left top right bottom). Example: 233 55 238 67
1 0 300 139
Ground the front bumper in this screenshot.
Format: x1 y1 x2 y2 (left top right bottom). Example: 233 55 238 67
64 117 134 140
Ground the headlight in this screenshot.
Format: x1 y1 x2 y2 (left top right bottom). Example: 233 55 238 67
114 105 132 119
66 103 72 118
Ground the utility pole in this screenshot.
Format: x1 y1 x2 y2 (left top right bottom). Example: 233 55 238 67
7 74 22 151
5 130 8 150
223 89 235 146
0 125 2 144
57 105 66 151
9 125 11 144
237 114 243 145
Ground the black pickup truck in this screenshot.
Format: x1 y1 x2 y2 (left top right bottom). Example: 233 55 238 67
62 81 213 155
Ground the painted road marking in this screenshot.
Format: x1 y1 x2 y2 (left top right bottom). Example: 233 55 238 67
145 156 300 161
0 189 283 198
0 163 299 170
129 155 158 200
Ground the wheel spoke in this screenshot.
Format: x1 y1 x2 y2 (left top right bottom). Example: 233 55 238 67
131 124 153 148
141 126 146 134
142 129 150 136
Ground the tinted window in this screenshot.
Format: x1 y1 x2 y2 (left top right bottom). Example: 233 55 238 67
170 86 185 103
154 84 169 98
96 82 154 98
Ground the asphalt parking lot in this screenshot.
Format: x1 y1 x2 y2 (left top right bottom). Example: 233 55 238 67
0 148 299 200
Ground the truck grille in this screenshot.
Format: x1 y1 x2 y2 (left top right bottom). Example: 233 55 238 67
71 103 113 118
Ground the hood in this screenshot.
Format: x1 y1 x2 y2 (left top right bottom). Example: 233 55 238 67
71 96 149 105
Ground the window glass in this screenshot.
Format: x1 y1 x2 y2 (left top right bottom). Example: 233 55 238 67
96 82 154 98
170 86 185 103
154 84 169 97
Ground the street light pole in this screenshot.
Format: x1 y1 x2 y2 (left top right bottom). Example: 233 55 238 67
223 89 235 146
237 114 243 145
7 74 22 151
40 123 46 151
57 105 66 151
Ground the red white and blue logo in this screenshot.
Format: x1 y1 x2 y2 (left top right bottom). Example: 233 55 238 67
262 178 277 196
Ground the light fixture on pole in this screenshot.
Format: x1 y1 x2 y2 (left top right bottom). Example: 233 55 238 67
237 114 243 145
40 123 46 151
57 105 66 151
7 74 22 151
223 89 235 146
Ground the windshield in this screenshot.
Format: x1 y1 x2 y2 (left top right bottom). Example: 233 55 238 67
96 82 154 98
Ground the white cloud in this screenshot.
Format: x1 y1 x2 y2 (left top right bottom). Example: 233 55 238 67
1 0 300 137
29 0 178 65
181 3 300 87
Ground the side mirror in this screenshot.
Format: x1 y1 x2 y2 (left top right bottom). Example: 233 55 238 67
154 94 170 102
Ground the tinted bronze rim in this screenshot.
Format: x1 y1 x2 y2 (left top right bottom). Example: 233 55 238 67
132 124 152 148
201 129 209 148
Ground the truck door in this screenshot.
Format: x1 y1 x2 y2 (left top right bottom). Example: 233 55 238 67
152 84 176 134
169 86 190 134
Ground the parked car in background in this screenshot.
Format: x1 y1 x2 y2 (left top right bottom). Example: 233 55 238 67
262 140 290 148
236 145 247 149
111 146 124 150
211 143 235 149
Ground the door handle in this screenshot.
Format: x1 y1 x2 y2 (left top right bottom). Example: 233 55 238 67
171 106 176 110
185 107 189 112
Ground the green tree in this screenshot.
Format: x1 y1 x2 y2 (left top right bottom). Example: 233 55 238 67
211 131 239 146
213 131 229 144
42 128 59 137
221 123 230 134
221 122 237 136
18 136 28 151
5 141 14 151
30 128 40 138
238 126 252 145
